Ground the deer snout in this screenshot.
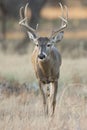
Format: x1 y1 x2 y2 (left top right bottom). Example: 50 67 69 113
38 53 45 60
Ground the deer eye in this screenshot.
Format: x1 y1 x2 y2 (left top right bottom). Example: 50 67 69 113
47 44 51 47
36 44 39 47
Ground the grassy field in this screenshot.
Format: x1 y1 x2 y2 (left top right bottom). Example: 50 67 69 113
0 52 87 85
0 52 87 130
0 85 87 130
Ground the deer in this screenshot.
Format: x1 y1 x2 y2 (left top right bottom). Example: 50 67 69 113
19 3 68 116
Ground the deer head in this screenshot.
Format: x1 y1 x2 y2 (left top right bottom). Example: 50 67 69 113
19 3 68 60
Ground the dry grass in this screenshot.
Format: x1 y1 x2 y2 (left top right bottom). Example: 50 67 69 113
0 52 34 83
0 52 86 130
0 83 87 130
60 58 87 85
0 52 87 85
0 52 87 84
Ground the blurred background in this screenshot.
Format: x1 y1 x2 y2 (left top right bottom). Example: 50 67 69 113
0 0 87 56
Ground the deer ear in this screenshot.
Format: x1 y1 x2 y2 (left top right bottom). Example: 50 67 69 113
27 32 37 42
50 31 64 43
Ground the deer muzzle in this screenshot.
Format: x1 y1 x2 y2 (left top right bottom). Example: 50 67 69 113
38 53 46 60
38 46 47 60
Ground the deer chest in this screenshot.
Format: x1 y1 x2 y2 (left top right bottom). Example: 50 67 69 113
35 60 59 84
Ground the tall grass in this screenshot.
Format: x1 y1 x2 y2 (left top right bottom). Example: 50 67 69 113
0 83 86 130
0 51 86 130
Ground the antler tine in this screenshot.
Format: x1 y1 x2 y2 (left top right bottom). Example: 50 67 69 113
19 3 37 37
59 3 68 26
50 3 68 38
19 6 27 25
24 3 29 24
64 5 68 21
36 24 39 33
20 7 24 20
59 3 64 26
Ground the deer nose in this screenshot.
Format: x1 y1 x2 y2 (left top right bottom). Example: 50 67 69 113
38 54 45 59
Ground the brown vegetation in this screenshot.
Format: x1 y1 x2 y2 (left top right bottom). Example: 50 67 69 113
0 82 87 130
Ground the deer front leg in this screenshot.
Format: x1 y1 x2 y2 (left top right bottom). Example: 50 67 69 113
49 81 58 116
39 81 48 115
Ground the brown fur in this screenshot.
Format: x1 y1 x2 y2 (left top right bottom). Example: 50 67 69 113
31 45 61 116
32 46 61 84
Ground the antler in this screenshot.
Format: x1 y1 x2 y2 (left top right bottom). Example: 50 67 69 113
19 3 38 38
50 3 68 38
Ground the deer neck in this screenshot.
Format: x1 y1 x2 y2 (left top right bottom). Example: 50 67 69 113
37 55 52 77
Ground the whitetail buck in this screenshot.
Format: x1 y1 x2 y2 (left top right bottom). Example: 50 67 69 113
19 3 68 116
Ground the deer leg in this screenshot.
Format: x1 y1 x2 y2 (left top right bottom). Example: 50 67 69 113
45 85 50 114
39 81 48 115
49 81 58 116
